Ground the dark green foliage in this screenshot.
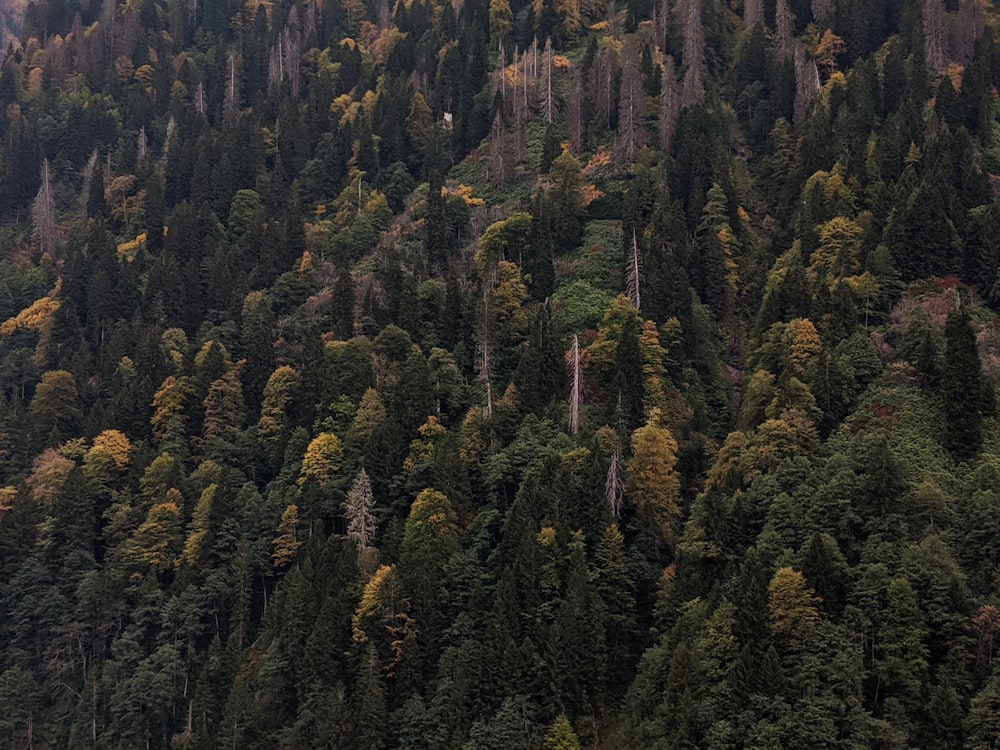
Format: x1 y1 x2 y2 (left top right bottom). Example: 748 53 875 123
942 309 989 461
1 1 1000 747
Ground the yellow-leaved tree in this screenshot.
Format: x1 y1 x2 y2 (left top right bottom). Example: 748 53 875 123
625 408 681 550
272 503 303 570
298 432 344 524
768 566 821 644
352 563 416 677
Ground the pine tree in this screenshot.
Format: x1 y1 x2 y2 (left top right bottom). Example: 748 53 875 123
942 309 988 461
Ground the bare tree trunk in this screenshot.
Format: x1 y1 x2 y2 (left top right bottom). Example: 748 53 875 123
568 71 585 151
924 0 948 71
679 0 706 106
744 0 763 27
775 0 794 57
32 160 56 254
544 38 555 124
793 44 820 122
956 0 985 64
810 0 832 25
568 334 582 434
659 56 679 151
606 451 624 518
626 229 642 309
617 36 646 162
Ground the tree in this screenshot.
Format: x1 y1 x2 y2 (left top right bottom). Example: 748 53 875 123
257 365 300 464
150 375 195 455
32 159 56 254
345 468 376 552
298 431 344 522
775 0 794 56
942 310 988 461
568 334 583 434
658 56 680 151
541 714 582 749
967 665 1000 749
273 503 304 569
201 369 247 447
678 0 706 106
589 295 646 429
626 408 681 549
400 489 459 594
617 36 646 162
924 0 948 71
768 567 821 644
29 370 82 444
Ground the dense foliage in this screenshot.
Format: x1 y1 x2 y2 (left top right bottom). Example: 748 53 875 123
2 0 1000 746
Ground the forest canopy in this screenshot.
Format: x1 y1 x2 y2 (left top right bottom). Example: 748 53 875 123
1 0 1000 747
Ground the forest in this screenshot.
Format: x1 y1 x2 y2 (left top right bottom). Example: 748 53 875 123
1 0 1000 746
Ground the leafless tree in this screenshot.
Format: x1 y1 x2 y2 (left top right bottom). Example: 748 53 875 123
679 0 706 107
923 0 948 71
793 44 820 123
626 229 642 309
744 0 764 28
33 160 56 255
617 37 646 163
775 0 794 57
606 451 624 518
955 0 984 65
345 468 376 552
658 56 680 151
568 335 582 434
810 0 832 25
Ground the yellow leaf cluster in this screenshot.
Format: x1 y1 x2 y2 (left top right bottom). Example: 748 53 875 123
784 318 822 374
117 232 147 257
0 486 17 523
585 145 612 173
0 288 61 336
272 503 302 570
89 429 131 471
450 183 486 207
580 183 604 207
626 410 681 544
353 563 396 643
768 566 821 640
299 432 344 487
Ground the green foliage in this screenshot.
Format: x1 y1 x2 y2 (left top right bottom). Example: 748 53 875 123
3 2 1000 748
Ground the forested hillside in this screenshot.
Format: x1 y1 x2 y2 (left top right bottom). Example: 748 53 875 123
2 0 1000 746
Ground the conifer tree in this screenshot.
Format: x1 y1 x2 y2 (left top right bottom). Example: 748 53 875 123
942 309 988 461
